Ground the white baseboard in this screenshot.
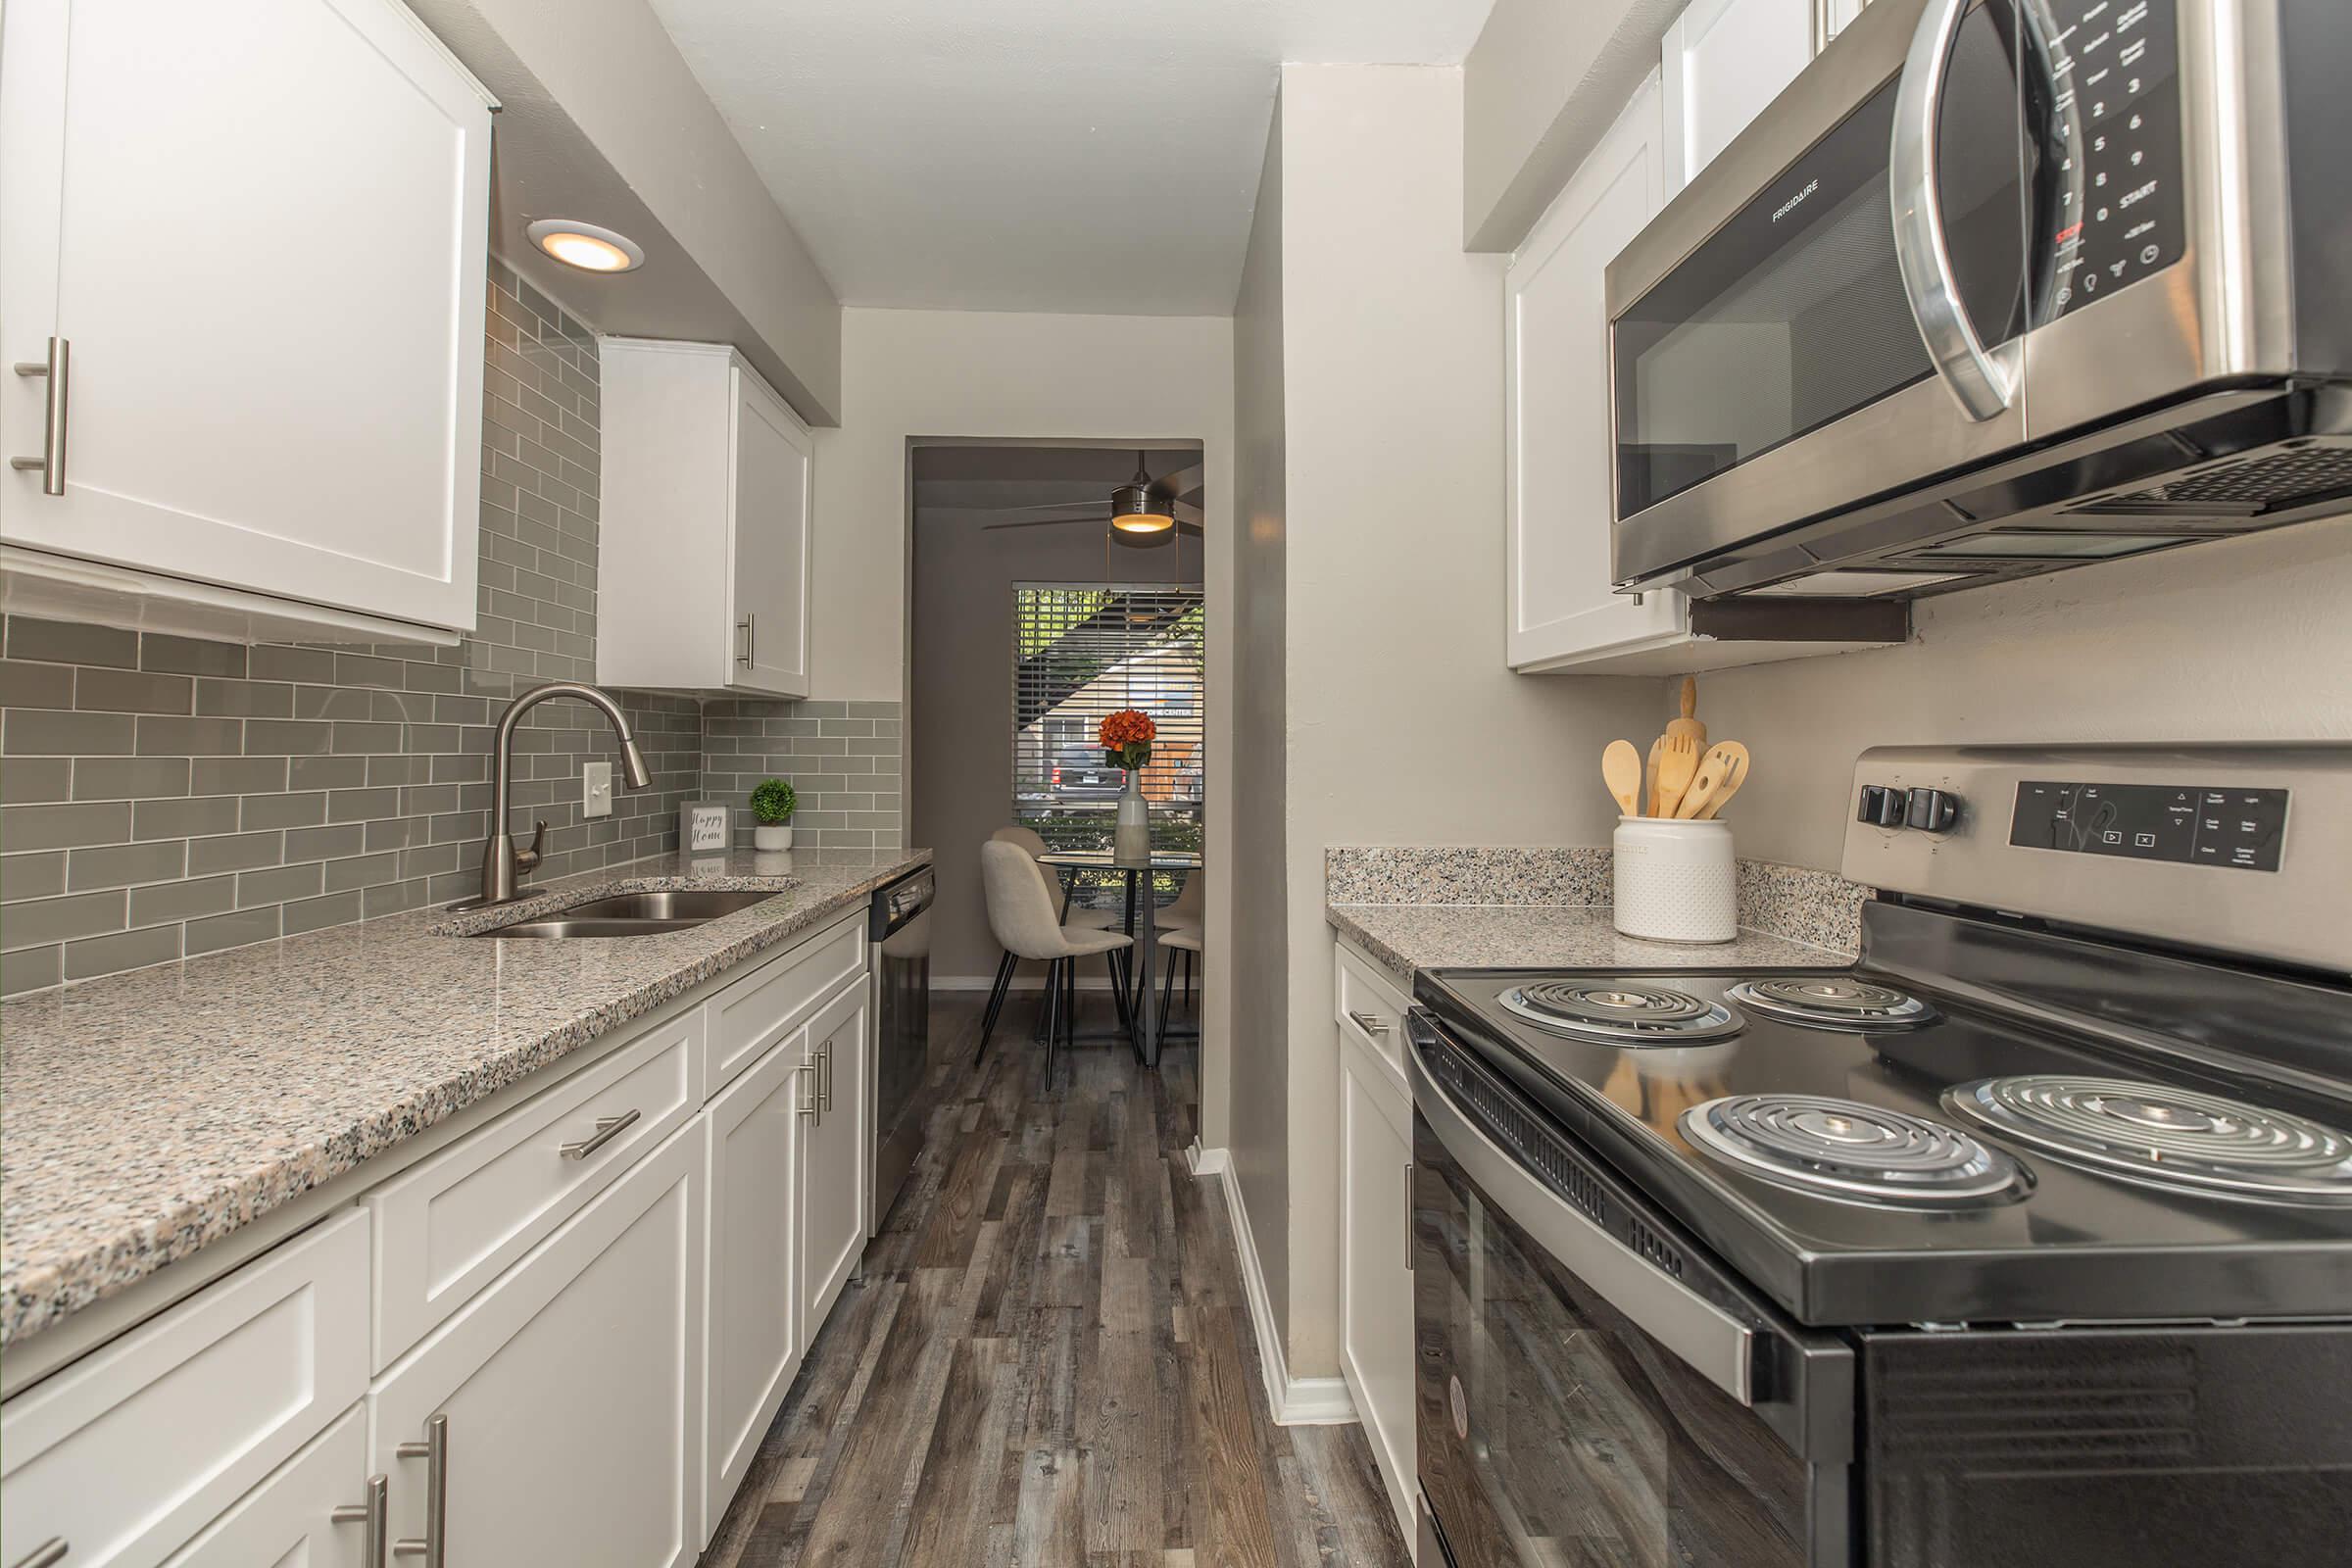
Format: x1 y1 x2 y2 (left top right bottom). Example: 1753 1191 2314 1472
1198 1154 1355 1426
1185 1140 1229 1177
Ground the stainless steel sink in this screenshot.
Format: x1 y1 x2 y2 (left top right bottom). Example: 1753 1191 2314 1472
470 888 778 939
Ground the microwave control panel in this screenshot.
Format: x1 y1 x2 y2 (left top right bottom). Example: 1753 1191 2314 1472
2039 0 2182 318
2009 781 2288 871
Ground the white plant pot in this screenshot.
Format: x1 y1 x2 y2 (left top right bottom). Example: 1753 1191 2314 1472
1613 816 1737 943
754 823 793 851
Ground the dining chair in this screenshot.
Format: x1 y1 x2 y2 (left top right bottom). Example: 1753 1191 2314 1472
987 824 1133 1029
1155 926 1203 1041
1161 866 1203 933
978 840 1135 1082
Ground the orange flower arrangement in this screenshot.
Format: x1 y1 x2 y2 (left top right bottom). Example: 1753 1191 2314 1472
1099 708 1155 770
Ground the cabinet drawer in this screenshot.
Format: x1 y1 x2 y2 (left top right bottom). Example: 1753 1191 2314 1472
159 1403 368 1568
0 1209 368 1568
1334 939 1412 1074
706 913 864 1092
368 1011 704 1370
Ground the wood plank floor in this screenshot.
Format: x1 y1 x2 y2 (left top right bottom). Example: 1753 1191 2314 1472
704 990 1410 1568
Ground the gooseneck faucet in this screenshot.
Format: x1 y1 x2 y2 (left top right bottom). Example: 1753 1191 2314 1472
465 681 654 908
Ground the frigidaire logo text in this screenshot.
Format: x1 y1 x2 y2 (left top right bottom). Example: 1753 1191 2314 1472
1772 177 1820 222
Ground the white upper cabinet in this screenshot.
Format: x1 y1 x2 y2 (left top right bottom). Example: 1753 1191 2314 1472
1505 74 1686 673
1661 0 1816 195
599 340 814 699
0 0 492 639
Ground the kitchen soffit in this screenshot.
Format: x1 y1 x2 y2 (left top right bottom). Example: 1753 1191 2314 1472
643 0 1498 316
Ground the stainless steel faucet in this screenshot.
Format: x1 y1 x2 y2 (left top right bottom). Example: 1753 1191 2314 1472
462 682 654 908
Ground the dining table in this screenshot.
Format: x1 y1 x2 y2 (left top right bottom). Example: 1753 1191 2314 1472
1037 849 1201 1067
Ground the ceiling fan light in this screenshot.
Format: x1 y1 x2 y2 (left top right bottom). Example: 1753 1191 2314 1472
1111 511 1174 534
1108 481 1174 533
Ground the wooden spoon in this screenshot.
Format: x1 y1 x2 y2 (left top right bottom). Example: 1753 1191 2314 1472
1654 733 1700 819
1694 743 1750 820
1674 741 1746 819
1601 739 1643 817
1643 736 1663 816
1666 676 1706 750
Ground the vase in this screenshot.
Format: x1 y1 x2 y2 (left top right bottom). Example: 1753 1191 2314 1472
754 822 793 851
1114 771 1150 866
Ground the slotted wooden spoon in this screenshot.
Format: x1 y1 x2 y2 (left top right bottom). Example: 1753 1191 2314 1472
1694 743 1750 820
1674 741 1747 819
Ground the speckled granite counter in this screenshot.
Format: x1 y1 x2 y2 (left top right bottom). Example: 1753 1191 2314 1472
0 846 929 1348
1327 903 1848 982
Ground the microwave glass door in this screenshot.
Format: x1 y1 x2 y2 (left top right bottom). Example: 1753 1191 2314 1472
1613 0 2033 520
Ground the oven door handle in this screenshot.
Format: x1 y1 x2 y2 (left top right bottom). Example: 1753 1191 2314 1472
1890 0 2022 421
1408 1033 1755 1406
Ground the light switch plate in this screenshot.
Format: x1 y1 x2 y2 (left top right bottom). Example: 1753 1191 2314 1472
582 760 612 818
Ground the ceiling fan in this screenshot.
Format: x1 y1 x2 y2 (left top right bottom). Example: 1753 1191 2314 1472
977 450 1204 547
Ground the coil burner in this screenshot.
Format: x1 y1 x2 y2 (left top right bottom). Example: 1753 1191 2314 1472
1946 1076 2352 1204
1498 982 1743 1045
1724 977 1936 1031
1681 1094 2024 1205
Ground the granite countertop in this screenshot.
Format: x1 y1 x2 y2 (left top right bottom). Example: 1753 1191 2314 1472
1328 903 1850 982
1 846 930 1348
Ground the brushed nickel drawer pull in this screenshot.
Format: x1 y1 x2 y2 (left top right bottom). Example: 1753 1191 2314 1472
10 1541 70 1568
393 1414 448 1567
11 337 69 495
560 1107 641 1159
799 1056 818 1119
332 1474 389 1568
817 1044 832 1114
1348 1009 1393 1037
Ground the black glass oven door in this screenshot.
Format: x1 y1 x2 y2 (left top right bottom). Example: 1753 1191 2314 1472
1409 1025 1852 1568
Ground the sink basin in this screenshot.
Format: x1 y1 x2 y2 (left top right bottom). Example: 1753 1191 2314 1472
471 887 779 939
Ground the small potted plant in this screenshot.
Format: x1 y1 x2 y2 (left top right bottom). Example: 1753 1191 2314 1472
1099 709 1155 865
750 777 797 851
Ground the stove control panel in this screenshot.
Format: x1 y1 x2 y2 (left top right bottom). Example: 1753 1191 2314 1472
2009 780 2288 871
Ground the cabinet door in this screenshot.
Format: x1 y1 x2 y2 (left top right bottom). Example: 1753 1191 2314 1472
728 368 812 698
0 0 490 631
1339 1035 1415 1549
159 1405 371 1568
1661 0 1814 194
1504 74 1687 672
370 1124 705 1568
703 1033 807 1533
799 981 869 1331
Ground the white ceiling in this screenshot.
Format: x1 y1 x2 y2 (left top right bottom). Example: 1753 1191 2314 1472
643 0 1497 316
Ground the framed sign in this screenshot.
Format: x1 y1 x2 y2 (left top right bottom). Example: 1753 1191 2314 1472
679 800 731 854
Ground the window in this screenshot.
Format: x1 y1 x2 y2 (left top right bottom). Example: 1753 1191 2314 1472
1012 582 1204 870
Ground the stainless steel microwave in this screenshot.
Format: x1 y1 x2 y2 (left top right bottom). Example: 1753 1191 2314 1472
1606 0 2352 602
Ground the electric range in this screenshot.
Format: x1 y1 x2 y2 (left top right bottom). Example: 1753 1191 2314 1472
1408 744 2352 1568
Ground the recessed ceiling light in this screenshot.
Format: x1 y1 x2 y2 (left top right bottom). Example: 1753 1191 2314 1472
525 219 644 273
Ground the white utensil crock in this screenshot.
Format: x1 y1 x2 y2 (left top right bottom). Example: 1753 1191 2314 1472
1613 816 1737 943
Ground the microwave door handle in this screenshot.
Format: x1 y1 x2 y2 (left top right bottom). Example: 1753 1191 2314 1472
1890 0 2022 421
1405 1029 1755 1405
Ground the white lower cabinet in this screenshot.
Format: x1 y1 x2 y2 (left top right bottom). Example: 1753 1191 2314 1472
0 1209 369 1568
1 918 881 1568
1333 940 1418 1550
159 1405 372 1568
371 1121 707 1568
798 981 871 1333
703 1028 808 1528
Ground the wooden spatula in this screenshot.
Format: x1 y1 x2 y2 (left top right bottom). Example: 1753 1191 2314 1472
1666 676 1706 749
1674 741 1746 819
1643 737 1662 816
1602 739 1643 817
1694 742 1749 820
1654 733 1700 819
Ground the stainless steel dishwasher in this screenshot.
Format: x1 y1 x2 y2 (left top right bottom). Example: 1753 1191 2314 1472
869 866 933 1232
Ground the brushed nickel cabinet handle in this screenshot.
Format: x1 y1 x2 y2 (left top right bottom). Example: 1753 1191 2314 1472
737 613 756 668
393 1414 448 1567
798 1057 818 1119
1348 1009 1393 1037
1403 1162 1415 1273
559 1107 640 1160
332 1474 389 1568
10 1541 70 1568
11 337 69 495
817 1044 832 1114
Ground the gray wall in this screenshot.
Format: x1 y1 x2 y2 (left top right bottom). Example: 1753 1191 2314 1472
1697 513 2352 870
1229 98 1294 1347
0 265 701 996
907 510 1201 985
